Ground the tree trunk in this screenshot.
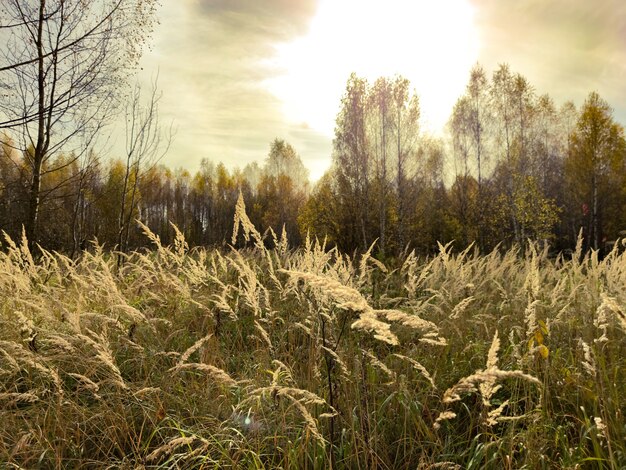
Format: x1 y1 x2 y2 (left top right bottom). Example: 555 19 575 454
379 106 387 254
26 160 43 248
592 172 598 250
26 0 47 250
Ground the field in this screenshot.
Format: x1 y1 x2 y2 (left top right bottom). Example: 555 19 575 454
1 211 625 469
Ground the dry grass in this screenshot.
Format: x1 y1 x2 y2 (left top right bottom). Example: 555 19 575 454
0 213 625 468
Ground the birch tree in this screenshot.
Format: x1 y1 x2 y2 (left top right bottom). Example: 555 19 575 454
0 0 159 248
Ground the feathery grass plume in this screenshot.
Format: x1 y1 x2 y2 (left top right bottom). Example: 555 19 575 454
393 354 435 388
321 346 350 378
596 293 626 338
0 391 40 407
177 334 213 366
262 386 329 405
422 461 462 469
232 191 263 248
595 294 611 343
2 230 37 289
179 250 211 287
211 289 237 320
485 399 511 426
270 359 294 383
436 241 454 271
594 416 608 440
9 432 34 458
2 230 19 253
169 363 237 387
229 249 268 316
79 312 121 330
402 251 434 299
485 329 500 368
0 340 63 395
170 222 189 259
364 350 395 381
146 436 196 463
578 339 596 376
284 393 326 444
240 381 331 444
549 276 568 308
377 309 439 334
113 303 147 324
523 242 542 299
433 410 458 430
0 346 20 372
450 296 475 319
269 225 290 257
278 224 289 254
283 269 442 345
67 373 102 400
18 227 35 271
290 234 335 276
573 227 584 263
419 336 448 346
442 368 540 404
254 320 273 350
14 310 35 343
351 310 398 345
133 387 161 398
331 250 354 284
439 330 540 427
136 219 163 252
357 239 379 286
280 269 369 311
291 320 314 338
77 330 128 389
369 256 388 273
47 366 63 398
256 228 283 289
508 328 522 364
524 299 541 342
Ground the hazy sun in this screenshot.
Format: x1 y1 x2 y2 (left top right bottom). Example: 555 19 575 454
266 0 479 136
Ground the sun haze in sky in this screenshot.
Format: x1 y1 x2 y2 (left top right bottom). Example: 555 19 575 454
266 0 479 137
134 0 626 182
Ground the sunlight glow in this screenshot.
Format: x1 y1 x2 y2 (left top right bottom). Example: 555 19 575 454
265 0 479 137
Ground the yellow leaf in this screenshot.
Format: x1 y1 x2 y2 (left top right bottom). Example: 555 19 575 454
537 345 549 359
538 320 549 335
534 329 544 345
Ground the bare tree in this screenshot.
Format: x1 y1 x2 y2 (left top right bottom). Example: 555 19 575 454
369 77 392 254
117 80 172 258
450 65 491 249
0 0 159 248
390 76 420 251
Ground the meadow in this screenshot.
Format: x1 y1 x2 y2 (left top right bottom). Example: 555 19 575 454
0 202 625 469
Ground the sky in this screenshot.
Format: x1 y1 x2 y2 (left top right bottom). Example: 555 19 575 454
127 0 626 181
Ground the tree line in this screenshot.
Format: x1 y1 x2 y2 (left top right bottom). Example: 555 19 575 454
0 135 311 254
1 3 624 257
304 66 626 256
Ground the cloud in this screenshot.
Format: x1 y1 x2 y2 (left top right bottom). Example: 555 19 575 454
471 0 626 120
131 0 330 177
194 0 317 41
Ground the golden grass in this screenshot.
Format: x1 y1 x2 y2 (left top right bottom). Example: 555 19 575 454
0 216 625 468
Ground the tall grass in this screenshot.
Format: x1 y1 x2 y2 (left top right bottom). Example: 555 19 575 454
0 207 625 468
